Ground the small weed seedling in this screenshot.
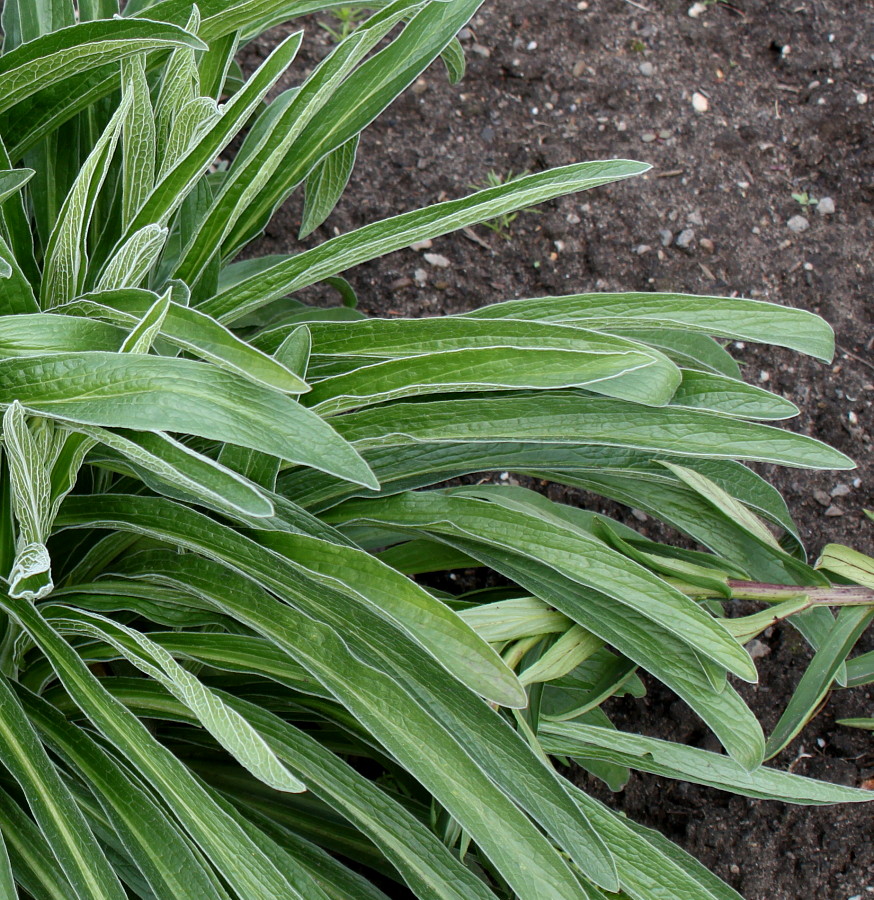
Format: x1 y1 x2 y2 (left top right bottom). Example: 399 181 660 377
319 6 370 41
470 169 539 238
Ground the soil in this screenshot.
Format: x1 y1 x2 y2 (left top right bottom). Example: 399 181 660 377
250 2 874 898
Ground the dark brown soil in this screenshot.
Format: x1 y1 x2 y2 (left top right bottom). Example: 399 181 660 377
252 2 874 897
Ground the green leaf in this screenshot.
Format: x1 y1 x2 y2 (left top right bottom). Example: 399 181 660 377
0 314 124 356
96 224 168 291
670 369 799 420
251 529 526 707
0 675 126 900
120 54 156 229
299 134 359 238
57 495 621 896
0 167 34 204
40 92 131 307
0 827 14 900
46 606 307 793
464 292 836 362
202 160 651 323
1 593 329 900
0 352 376 488
306 346 666 415
13 683 231 900
64 289 309 393
0 19 206 118
334 392 854 470
331 489 757 681
765 605 874 759
542 721 874 805
79 424 275 518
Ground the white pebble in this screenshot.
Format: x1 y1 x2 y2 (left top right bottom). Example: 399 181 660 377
817 196 836 215
423 252 450 268
692 91 709 113
787 215 810 233
688 2 708 17
856 92 868 105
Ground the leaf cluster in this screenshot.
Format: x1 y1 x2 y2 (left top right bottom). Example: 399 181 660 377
0 2 869 899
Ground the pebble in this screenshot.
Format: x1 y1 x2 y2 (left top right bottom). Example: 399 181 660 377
687 209 704 226
631 509 649 522
699 237 715 253
856 92 869 105
692 91 709 113
410 239 433 251
746 639 771 661
787 215 810 233
411 78 427 95
688 2 708 17
831 483 851 497
567 212 581 224
423 252 450 268
675 228 696 249
659 229 673 246
641 131 657 143
824 505 845 517
817 196 836 215
634 244 652 255
639 61 654 77
814 490 832 507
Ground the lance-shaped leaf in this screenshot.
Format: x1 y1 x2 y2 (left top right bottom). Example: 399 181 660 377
62 290 308 393
0 676 126 900
0 313 124 355
329 489 757 681
250 529 526 707
464 291 836 362
40 93 132 307
300 134 359 238
56 496 620 896
45 606 306 793
0 19 206 118
0 592 328 900
541 721 874 805
13 683 232 900
80 424 274 518
305 346 663 415
0 352 375 488
96 224 168 291
201 160 651 323
333 393 854 469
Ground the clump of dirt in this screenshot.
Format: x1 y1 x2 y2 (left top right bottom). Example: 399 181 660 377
251 2 873 897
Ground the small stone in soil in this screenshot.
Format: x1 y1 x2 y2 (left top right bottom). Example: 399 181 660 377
659 229 673 246
692 91 709 113
817 196 836 215
746 639 771 661
831 483 851 497
641 131 657 143
423 252 450 268
699 237 715 253
639 61 654 77
675 228 695 249
814 490 832 507
787 214 810 233
824 505 845 517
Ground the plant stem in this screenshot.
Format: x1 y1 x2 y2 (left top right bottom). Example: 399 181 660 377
726 579 874 606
